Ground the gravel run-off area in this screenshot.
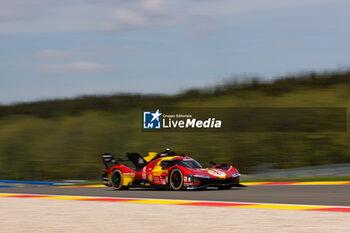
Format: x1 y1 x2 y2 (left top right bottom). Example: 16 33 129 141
1 197 350 233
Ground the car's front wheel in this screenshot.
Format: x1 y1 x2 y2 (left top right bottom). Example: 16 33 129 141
169 168 184 191
111 169 129 190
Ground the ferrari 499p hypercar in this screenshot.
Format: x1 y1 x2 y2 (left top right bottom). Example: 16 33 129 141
101 149 244 190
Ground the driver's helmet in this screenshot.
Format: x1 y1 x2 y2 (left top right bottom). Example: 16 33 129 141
160 148 171 157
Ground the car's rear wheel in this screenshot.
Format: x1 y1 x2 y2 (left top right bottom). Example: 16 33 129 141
169 168 184 190
111 169 129 190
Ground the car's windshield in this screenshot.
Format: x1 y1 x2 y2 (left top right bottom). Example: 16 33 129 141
178 159 202 169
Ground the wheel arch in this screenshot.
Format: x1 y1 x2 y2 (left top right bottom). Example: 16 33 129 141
168 166 185 190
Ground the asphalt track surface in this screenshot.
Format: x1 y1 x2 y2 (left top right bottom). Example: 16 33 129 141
1 185 350 206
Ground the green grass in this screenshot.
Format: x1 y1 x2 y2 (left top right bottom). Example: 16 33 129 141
62 181 102 186
1 71 350 180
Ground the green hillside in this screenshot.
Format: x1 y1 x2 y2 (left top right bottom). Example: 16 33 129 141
0 71 350 180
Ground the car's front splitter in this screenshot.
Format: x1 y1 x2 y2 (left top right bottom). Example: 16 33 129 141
184 182 246 190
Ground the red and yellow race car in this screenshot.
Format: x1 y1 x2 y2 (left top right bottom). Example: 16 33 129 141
102 149 244 190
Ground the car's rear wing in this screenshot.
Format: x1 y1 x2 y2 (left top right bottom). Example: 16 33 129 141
102 152 151 171
102 153 129 169
102 153 116 169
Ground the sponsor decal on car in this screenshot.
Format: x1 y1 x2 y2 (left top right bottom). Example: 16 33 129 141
208 169 226 177
153 177 160 183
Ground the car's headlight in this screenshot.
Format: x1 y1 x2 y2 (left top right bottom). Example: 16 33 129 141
193 174 211 179
232 172 240 178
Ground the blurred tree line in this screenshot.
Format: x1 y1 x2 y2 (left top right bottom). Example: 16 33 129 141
0 70 350 180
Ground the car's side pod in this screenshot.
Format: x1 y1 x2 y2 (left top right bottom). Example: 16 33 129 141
102 153 118 169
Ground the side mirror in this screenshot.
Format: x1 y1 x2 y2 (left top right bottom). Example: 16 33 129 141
210 161 217 166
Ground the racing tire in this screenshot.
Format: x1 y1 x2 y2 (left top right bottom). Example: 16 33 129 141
111 169 129 190
169 168 184 191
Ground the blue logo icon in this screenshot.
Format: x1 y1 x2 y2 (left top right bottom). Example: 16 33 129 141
143 109 162 129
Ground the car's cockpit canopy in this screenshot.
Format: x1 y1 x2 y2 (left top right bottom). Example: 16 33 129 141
160 158 203 170
178 159 202 169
